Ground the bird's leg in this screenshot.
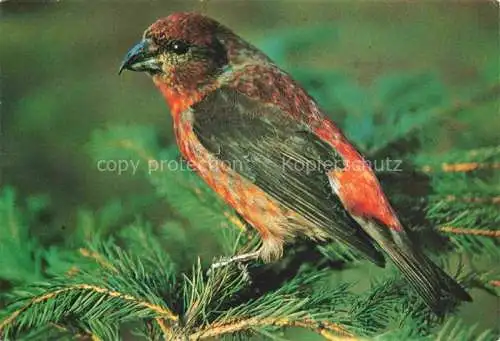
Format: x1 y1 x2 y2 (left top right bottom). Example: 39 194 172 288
208 251 260 279
212 251 260 268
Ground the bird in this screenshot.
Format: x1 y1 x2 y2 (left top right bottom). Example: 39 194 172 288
119 12 471 314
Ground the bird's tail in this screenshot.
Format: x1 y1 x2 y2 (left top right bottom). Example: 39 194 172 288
358 219 472 315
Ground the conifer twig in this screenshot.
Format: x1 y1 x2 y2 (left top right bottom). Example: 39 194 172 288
188 317 357 340
421 162 500 173
439 226 500 238
155 317 174 339
79 248 117 272
0 284 179 332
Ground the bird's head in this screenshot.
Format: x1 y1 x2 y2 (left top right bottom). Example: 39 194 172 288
119 12 270 104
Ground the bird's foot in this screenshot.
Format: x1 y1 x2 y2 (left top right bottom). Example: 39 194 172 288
207 251 260 281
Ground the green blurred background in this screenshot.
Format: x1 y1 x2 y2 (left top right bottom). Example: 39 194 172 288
1 0 499 336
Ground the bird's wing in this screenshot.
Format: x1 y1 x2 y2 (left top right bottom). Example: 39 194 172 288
191 86 385 266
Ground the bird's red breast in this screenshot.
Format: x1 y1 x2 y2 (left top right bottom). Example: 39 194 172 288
153 77 204 118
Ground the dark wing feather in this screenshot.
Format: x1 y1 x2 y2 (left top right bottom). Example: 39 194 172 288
192 87 385 266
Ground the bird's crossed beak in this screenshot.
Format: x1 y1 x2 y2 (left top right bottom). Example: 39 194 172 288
119 40 161 75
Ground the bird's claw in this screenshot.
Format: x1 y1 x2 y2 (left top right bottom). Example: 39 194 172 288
206 256 231 277
206 251 260 281
237 261 251 283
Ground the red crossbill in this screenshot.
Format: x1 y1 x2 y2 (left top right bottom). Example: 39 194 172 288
119 12 471 314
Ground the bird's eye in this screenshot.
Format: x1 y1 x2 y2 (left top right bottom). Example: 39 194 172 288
169 40 190 54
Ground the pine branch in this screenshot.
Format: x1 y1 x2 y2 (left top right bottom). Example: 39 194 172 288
189 317 356 340
0 284 178 330
3 235 444 341
79 248 117 272
0 202 494 340
415 145 500 174
439 226 500 238
0 246 365 340
421 162 500 173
